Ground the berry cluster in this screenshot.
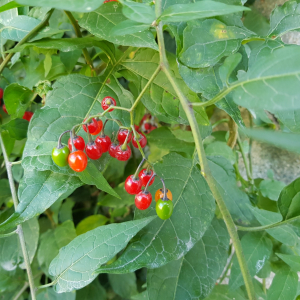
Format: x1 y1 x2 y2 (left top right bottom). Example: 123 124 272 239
124 160 173 220
138 113 157 134
52 96 148 173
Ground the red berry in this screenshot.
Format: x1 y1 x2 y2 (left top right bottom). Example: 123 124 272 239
68 150 88 172
104 0 118 2
68 135 85 151
101 96 116 112
132 133 147 148
135 191 152 210
117 129 132 144
125 175 142 195
134 125 140 132
83 118 98 134
108 143 119 158
85 141 102 160
150 125 157 131
139 113 151 126
91 119 103 136
144 122 151 131
95 135 111 152
0 88 3 100
2 104 7 114
23 111 33 122
139 169 155 187
115 145 131 161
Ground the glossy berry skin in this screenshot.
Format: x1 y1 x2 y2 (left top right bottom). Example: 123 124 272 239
125 175 142 195
134 125 140 132
85 142 102 160
83 118 98 134
156 199 173 220
2 104 7 114
23 111 33 121
115 145 131 161
139 169 155 187
68 150 88 172
68 135 85 151
95 135 111 152
144 122 151 131
104 0 118 3
108 143 119 158
132 132 147 148
118 129 132 144
135 191 152 210
155 188 173 202
52 146 70 167
91 119 103 136
0 88 3 100
101 96 116 112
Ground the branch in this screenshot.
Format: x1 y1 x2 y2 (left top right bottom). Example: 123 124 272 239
0 9 54 75
154 3 256 300
0 229 17 238
0 134 36 300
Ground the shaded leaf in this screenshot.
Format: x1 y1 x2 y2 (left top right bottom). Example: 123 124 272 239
0 1 24 14
108 273 137 298
75 280 106 300
277 253 300 272
49 216 156 292
36 288 75 300
147 218 230 300
98 153 215 274
0 179 11 206
205 141 235 164
76 215 109 235
205 285 247 300
1 119 28 140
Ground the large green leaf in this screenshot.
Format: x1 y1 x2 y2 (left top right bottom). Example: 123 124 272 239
36 288 75 300
48 216 156 293
249 206 298 247
267 267 298 300
120 48 209 125
231 46 300 112
0 179 11 206
0 267 25 293
75 281 106 300
208 156 255 226
37 220 77 275
0 218 39 270
147 218 229 300
229 232 272 290
0 169 82 232
79 2 158 50
97 153 215 274
277 253 300 272
108 273 138 299
268 0 300 37
278 177 300 220
159 1 249 23
110 20 150 36
1 119 28 140
1 15 64 42
15 0 103 12
205 285 247 300
179 19 252 68
3 83 34 118
0 1 24 14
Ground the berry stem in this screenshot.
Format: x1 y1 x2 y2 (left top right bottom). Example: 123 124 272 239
159 177 167 200
154 2 256 299
57 130 70 148
87 132 93 144
133 158 145 180
70 130 75 152
121 130 131 151
144 172 156 193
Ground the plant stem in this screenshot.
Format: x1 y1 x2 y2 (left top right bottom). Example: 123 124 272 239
0 134 36 300
237 135 253 185
248 111 253 178
212 118 229 129
0 229 17 238
227 117 238 149
13 282 29 300
154 2 256 299
64 11 95 75
0 9 54 75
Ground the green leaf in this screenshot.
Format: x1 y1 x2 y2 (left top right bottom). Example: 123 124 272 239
249 206 298 247
75 280 106 300
0 179 11 206
15 0 103 12
0 0 17 25
231 46 300 112
1 119 28 140
0 169 83 232
229 232 272 290
147 218 230 300
267 267 298 300
0 267 25 293
36 288 75 300
48 216 156 293
1 16 65 42
0 1 24 13
259 179 285 201
268 0 300 37
76 215 109 235
110 20 150 36
0 218 39 270
208 156 255 226
37 220 77 275
159 1 250 23
60 49 81 73
108 273 137 299
205 141 236 164
278 177 300 220
277 253 300 272
3 83 34 118
205 285 247 300
179 19 252 68
120 48 209 125
79 2 158 50
120 1 155 24
97 153 215 274
219 53 242 86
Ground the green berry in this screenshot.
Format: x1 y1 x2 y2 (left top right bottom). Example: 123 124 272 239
156 199 173 220
52 145 70 167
